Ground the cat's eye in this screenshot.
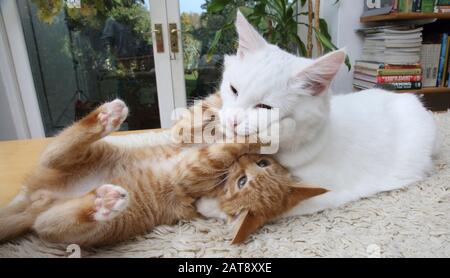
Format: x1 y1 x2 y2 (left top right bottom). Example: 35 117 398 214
230 85 238 96
256 159 270 168
237 175 247 189
255 103 272 109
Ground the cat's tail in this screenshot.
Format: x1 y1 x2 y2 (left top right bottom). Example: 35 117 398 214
0 192 35 242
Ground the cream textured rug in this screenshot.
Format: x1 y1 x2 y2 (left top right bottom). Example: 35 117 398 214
1 113 449 258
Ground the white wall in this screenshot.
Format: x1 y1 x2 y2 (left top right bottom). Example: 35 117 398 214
325 0 364 94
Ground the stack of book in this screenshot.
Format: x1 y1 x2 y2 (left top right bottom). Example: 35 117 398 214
353 25 423 90
353 62 422 90
398 0 436 12
434 0 450 12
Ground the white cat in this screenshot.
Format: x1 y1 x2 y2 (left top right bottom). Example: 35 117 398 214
197 11 438 218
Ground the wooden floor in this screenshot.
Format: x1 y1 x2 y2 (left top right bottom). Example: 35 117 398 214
0 130 151 208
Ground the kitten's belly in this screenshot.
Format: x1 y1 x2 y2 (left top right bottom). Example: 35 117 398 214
282 89 437 215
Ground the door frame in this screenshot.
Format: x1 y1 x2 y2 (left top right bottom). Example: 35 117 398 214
0 0 187 138
149 0 187 127
0 0 45 138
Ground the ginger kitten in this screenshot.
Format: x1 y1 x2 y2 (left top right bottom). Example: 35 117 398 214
0 99 326 247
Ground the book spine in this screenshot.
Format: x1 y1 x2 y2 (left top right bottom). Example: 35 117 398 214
436 33 448 86
436 6 450 12
437 0 450 5
382 64 421 69
383 81 422 89
399 0 414 12
413 0 422 11
442 35 450 87
421 0 435 12
377 68 422 75
377 75 422 83
393 0 399 11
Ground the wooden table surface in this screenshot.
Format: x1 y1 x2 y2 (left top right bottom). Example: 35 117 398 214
0 130 152 208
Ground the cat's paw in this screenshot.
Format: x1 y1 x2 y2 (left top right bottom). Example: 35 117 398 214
93 184 129 222
98 99 128 136
196 197 227 220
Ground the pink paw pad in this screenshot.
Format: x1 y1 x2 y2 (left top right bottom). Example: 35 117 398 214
97 99 129 136
93 184 129 222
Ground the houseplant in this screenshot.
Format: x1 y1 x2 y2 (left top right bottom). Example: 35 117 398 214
206 0 351 69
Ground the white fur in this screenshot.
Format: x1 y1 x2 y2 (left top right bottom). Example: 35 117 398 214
200 13 438 219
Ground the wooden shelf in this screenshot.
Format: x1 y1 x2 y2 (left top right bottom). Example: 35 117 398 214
360 12 450 23
395 87 450 94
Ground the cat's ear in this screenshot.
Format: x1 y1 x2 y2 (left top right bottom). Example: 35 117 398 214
288 183 329 204
231 210 265 244
289 49 346 96
235 10 267 58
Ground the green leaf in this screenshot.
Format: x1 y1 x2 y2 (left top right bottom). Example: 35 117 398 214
313 27 351 70
319 18 331 40
344 54 351 71
314 27 334 51
207 29 223 62
207 0 231 13
290 33 307 56
286 6 294 18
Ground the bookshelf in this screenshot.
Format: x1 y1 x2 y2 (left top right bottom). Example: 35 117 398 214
358 12 450 111
397 87 450 94
360 12 450 23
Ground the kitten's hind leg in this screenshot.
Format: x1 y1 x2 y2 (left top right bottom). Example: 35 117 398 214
33 184 129 246
41 99 128 169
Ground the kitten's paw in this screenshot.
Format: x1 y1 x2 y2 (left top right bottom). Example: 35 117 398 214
93 184 129 222
196 197 227 220
98 99 128 136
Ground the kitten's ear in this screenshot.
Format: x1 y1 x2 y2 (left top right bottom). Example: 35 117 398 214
231 210 265 244
288 183 329 204
289 49 346 96
235 10 267 58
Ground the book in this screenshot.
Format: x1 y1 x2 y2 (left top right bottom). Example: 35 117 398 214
362 0 396 17
436 33 449 86
399 0 413 12
380 81 422 90
358 26 423 65
378 75 422 83
441 35 450 87
377 68 422 75
421 44 443 87
354 72 421 83
353 79 422 90
355 61 421 70
437 0 450 4
421 0 435 12
413 0 422 11
435 5 450 12
447 65 450 87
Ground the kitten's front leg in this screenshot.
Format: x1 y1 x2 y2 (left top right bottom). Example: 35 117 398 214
41 99 128 169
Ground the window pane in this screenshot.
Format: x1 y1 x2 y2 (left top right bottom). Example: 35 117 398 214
17 0 160 136
180 0 238 105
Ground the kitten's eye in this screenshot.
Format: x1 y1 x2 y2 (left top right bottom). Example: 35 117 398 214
237 175 247 189
256 159 270 168
230 85 238 96
255 103 272 109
